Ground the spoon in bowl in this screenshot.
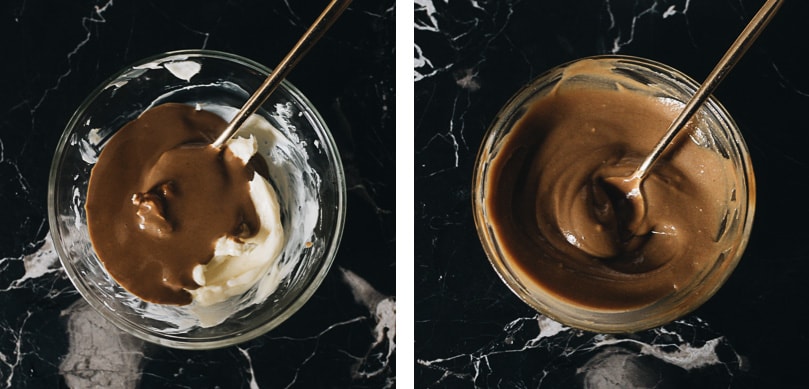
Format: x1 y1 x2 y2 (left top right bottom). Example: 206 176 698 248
212 0 352 148
603 0 783 234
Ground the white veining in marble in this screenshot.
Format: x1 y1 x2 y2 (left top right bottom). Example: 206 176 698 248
0 311 30 388
4 87 396 375
0 235 67 297
1 0 394 387
341 268 396 385
32 0 115 114
417 314 742 387
771 61 809 97
7 233 60 288
270 316 367 388
414 0 807 387
0 234 394 387
236 347 261 389
414 0 440 33
604 0 694 54
0 234 71 387
413 0 706 178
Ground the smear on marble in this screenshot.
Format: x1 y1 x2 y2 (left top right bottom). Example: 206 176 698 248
59 299 144 389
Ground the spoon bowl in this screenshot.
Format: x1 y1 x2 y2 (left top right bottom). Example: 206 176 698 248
601 174 647 237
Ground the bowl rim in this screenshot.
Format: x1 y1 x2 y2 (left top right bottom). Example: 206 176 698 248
48 49 347 349
471 54 756 333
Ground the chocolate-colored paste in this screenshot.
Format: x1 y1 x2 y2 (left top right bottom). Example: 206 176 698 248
86 103 259 305
485 63 735 310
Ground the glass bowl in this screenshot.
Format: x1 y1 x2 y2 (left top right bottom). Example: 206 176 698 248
472 55 755 333
48 49 346 349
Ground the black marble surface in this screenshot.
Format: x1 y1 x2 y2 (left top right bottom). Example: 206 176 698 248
416 0 809 387
0 1 394 388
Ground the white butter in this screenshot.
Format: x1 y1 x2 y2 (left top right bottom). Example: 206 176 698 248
186 136 285 307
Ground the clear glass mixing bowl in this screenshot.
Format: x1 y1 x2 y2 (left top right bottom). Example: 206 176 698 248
48 49 346 349
473 55 755 332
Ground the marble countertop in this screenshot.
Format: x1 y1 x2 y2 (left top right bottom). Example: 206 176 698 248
0 1 394 387
415 0 809 387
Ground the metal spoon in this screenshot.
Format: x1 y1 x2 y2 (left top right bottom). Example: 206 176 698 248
603 0 783 234
212 0 352 148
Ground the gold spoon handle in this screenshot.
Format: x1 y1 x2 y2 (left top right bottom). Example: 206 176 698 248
633 0 783 181
212 0 353 148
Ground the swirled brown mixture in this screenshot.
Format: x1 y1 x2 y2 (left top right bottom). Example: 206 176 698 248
485 64 736 310
85 103 259 305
